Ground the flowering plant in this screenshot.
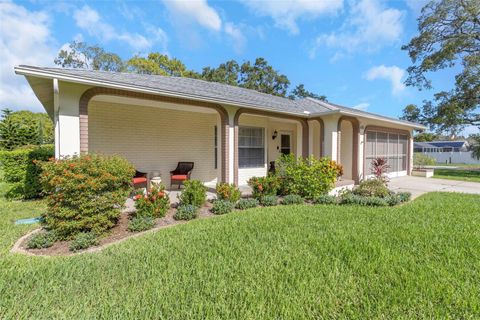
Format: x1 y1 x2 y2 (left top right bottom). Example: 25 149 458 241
370 157 390 184
247 175 280 199
133 184 170 218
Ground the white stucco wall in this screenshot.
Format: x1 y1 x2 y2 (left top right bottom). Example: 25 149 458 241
88 99 220 187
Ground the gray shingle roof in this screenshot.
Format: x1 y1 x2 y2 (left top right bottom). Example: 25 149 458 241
16 65 424 128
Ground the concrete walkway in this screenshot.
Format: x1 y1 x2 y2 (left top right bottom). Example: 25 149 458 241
389 176 480 199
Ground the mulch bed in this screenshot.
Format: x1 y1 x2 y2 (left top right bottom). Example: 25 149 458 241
15 202 215 257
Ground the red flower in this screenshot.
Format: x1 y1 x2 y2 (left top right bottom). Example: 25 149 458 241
157 191 164 197
133 194 142 201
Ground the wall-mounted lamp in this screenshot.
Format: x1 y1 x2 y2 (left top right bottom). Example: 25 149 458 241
272 130 278 140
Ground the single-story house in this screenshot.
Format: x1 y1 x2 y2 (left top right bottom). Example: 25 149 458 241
15 65 426 187
414 141 469 153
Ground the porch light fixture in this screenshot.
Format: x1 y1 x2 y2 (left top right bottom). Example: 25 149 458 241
272 130 278 140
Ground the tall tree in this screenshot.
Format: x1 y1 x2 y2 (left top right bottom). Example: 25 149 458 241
0 109 54 150
239 58 290 97
401 0 480 134
201 60 240 86
126 53 199 77
289 84 327 101
55 41 124 71
400 104 423 123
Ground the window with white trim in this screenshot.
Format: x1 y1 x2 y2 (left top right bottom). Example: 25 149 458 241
238 126 265 168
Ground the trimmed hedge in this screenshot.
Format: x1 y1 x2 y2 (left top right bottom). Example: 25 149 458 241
0 144 54 199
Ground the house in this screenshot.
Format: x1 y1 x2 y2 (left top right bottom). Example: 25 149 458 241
414 140 479 164
15 65 426 187
414 141 469 153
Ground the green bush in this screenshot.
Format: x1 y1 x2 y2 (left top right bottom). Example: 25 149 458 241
340 192 388 206
313 194 338 205
247 175 280 199
385 194 401 206
27 231 57 249
413 153 436 167
275 154 340 199
216 182 241 203
211 199 234 215
260 195 278 207
179 180 206 207
281 194 304 205
0 145 54 199
354 179 391 198
69 232 99 252
40 154 135 239
397 192 412 203
133 185 169 218
128 216 155 232
174 204 198 220
236 198 259 210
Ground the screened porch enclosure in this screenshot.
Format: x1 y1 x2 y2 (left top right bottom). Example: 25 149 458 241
365 130 408 177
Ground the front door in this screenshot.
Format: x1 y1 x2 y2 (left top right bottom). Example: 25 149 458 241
280 133 291 155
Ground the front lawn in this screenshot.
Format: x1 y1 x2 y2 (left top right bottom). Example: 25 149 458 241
1 182 479 318
433 168 480 183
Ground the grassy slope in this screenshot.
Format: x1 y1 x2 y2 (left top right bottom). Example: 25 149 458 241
0 182 479 318
433 168 480 183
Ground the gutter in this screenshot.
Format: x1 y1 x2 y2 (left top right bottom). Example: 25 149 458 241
15 65 427 130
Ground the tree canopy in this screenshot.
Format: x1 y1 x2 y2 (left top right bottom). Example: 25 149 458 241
54 42 326 101
402 0 480 135
0 109 54 150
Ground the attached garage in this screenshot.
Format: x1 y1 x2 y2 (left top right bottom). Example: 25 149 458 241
365 129 409 178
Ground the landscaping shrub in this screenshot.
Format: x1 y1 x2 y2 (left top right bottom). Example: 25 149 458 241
179 180 206 207
27 231 57 249
260 195 278 206
397 192 412 203
216 182 241 203
133 185 170 218
354 179 391 198
339 192 388 206
128 216 155 232
69 232 99 252
174 204 198 220
247 175 280 199
275 154 340 199
385 194 402 206
370 157 390 184
313 194 338 205
40 154 135 239
0 144 54 199
236 198 259 210
211 199 234 215
413 153 436 167
281 194 304 205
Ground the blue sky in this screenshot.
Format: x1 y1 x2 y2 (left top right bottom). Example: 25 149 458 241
1 0 474 134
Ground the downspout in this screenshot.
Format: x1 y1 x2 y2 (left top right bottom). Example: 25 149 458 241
53 78 60 158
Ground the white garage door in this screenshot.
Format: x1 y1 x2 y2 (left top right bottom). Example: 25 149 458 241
365 130 408 177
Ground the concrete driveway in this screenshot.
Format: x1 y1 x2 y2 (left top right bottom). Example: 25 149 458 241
389 176 480 199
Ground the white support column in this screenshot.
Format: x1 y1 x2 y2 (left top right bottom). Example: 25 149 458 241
225 106 237 184
322 116 340 161
53 79 60 159
296 122 303 157
409 132 414 175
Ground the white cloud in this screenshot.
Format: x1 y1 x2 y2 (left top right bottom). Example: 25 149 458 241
224 22 246 53
353 102 370 111
365 65 406 95
162 0 222 31
0 1 57 111
73 5 166 52
241 0 343 34
310 0 404 58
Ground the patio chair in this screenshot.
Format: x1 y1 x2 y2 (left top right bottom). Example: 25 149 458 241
170 162 194 189
133 170 148 189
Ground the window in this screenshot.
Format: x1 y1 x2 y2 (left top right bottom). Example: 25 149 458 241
214 126 218 169
239 126 265 168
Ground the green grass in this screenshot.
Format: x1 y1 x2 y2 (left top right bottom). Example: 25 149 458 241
0 179 480 318
433 168 480 183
